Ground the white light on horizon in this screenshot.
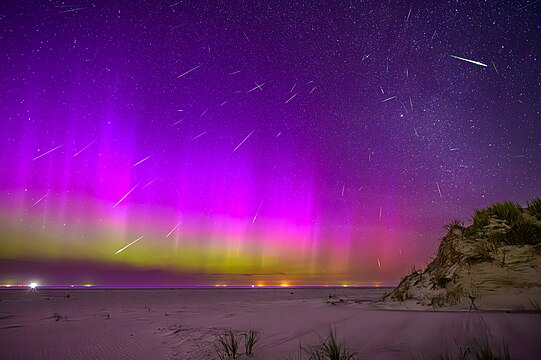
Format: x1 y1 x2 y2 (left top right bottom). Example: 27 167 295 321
29 282 38 289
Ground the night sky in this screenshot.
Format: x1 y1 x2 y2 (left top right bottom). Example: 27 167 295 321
0 1 539 286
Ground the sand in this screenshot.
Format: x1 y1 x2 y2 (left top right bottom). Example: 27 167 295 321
1 288 540 359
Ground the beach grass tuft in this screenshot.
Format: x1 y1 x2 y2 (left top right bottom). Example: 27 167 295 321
215 330 240 359
437 338 511 360
487 202 522 224
244 329 259 355
304 328 356 360
526 197 541 218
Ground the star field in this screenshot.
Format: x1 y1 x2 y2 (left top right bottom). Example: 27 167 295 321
0 1 539 286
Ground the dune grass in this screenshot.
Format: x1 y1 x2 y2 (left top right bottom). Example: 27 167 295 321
487 202 522 224
444 219 464 233
526 197 541 218
303 328 357 360
215 330 241 359
471 209 491 230
244 329 259 355
460 199 541 246
437 338 511 360
214 329 259 359
503 218 541 245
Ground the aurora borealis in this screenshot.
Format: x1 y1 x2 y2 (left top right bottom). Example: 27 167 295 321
0 1 539 286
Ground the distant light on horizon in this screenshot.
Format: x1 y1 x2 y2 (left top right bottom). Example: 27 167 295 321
29 282 38 289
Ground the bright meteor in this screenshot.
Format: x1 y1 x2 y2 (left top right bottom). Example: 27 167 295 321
176 64 202 78
112 184 139 208
32 144 63 161
233 130 254 152
450 55 487 67
115 236 144 254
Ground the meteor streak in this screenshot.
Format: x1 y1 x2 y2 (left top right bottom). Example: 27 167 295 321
73 141 95 157
450 55 487 67
141 179 156 189
233 130 254 152
191 131 207 141
491 60 499 74
32 144 63 161
380 96 396 103
115 236 144 254
133 155 151 167
165 222 181 238
436 181 443 199
252 200 264 224
112 184 139 208
176 64 202 78
285 93 298 104
32 193 48 207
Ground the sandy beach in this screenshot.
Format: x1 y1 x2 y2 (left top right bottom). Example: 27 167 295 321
1 288 540 359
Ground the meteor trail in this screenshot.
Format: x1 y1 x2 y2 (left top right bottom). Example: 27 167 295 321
492 60 499 74
191 131 207 141
176 64 202 78
377 258 381 269
32 193 48 207
133 155 151 167
252 200 264 224
517 0 540 10
141 179 156 189
233 130 254 152
60 7 86 13
32 144 63 161
112 184 139 208
247 81 267 93
165 222 181 238
450 55 487 67
436 181 443 199
406 4 413 23
73 141 95 157
115 236 144 254
285 93 298 104
380 96 396 103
